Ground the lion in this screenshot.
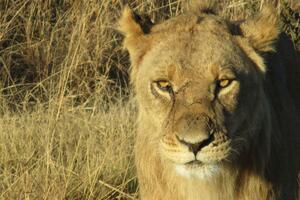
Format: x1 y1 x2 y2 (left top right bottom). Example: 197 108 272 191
119 1 300 200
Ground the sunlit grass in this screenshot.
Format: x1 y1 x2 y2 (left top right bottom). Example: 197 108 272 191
0 99 137 199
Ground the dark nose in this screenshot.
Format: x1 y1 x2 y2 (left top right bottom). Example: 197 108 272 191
176 134 214 155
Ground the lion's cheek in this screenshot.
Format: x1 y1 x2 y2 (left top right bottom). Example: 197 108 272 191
159 136 195 164
136 94 171 129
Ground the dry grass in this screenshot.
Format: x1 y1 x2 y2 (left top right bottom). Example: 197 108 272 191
0 0 299 199
0 100 137 199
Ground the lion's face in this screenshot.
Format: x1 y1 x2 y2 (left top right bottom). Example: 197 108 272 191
136 18 264 179
120 4 278 180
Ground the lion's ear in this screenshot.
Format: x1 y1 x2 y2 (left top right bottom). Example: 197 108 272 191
240 5 280 52
119 6 153 69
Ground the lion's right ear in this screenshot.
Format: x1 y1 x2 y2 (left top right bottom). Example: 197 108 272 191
239 5 280 53
119 6 153 69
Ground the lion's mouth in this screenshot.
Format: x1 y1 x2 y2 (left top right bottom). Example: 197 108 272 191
185 160 203 166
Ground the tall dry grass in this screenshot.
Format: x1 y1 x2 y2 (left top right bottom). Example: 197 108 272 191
0 100 137 199
0 0 299 199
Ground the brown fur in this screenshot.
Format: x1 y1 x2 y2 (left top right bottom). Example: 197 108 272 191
119 2 300 200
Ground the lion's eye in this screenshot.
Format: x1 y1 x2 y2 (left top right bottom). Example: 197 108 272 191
217 79 232 88
156 80 173 93
151 80 174 99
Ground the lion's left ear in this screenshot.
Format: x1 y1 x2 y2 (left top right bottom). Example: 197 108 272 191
118 6 154 84
240 5 280 52
118 6 153 67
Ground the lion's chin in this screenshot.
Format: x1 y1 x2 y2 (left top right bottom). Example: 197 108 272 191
175 161 219 180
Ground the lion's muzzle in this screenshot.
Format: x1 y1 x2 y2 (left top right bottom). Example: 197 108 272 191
174 113 215 155
176 134 214 155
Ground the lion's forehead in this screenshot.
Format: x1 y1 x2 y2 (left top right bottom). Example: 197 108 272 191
151 30 239 61
152 13 229 35
142 29 245 80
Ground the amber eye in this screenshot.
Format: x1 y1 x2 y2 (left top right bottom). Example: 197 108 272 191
155 80 173 93
218 79 232 88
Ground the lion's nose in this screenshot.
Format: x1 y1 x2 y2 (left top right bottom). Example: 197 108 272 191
176 134 214 155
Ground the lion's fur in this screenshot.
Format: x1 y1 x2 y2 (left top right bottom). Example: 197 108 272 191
119 2 300 200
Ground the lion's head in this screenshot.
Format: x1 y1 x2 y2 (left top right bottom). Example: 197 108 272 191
119 1 279 181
